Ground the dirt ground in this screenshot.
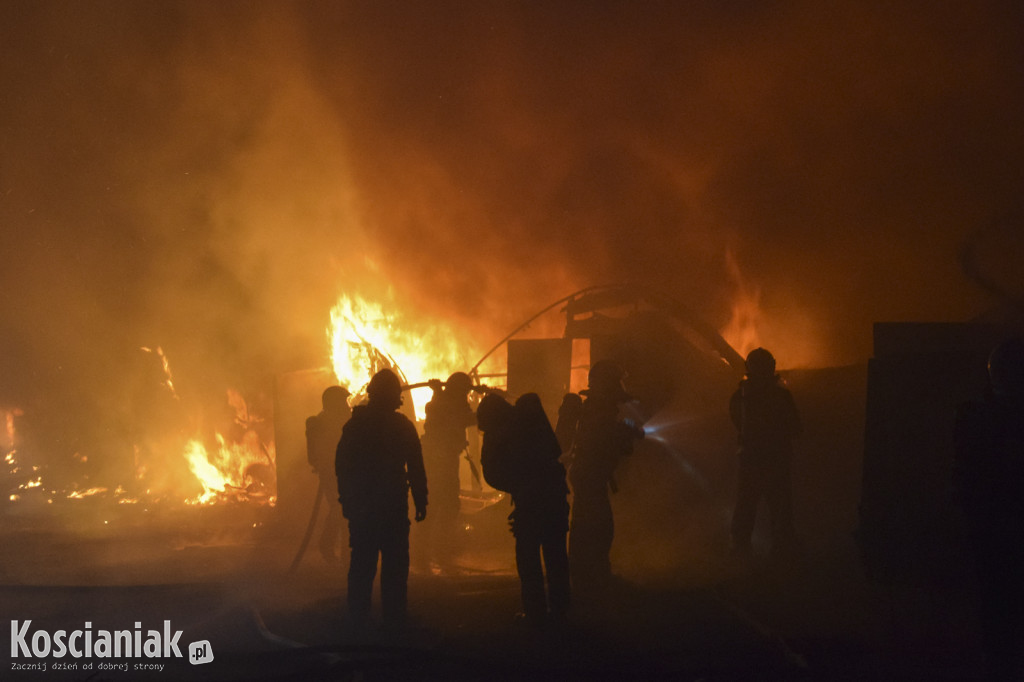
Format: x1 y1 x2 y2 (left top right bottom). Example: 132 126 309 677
0 495 991 682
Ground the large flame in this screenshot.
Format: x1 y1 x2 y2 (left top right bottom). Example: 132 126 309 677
329 293 479 419
6 295 486 511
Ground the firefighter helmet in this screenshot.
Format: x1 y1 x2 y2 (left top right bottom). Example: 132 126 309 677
367 369 402 402
585 360 630 402
445 371 473 395
321 385 350 411
745 348 777 378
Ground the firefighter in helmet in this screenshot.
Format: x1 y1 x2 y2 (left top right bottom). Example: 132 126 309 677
306 385 351 562
336 369 428 629
417 371 477 571
561 360 643 589
729 347 801 559
478 391 571 625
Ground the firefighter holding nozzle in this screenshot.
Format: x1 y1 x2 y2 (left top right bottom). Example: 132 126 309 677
336 369 428 629
558 360 644 589
305 385 351 562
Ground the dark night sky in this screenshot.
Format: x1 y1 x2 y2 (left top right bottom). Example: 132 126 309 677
1 1 1022 422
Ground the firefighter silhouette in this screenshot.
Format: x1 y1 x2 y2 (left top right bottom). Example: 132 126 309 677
478 392 570 626
559 360 643 589
417 372 476 571
954 337 1024 680
305 385 351 562
729 347 801 559
336 369 428 628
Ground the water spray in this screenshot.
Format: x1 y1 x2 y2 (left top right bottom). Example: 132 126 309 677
639 412 710 493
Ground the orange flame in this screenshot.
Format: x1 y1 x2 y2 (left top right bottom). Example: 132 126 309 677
329 293 478 419
184 389 276 505
67 487 108 499
720 249 762 359
184 439 231 504
3 356 276 508
184 431 275 505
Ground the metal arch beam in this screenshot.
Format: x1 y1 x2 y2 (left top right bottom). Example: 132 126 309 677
469 283 745 376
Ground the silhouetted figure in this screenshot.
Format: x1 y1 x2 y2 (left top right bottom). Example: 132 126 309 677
306 385 351 562
560 360 643 588
729 347 801 559
336 369 428 629
478 392 570 626
555 392 583 455
417 372 476 571
954 337 1024 680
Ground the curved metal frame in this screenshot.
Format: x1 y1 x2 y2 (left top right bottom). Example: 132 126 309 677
468 283 745 381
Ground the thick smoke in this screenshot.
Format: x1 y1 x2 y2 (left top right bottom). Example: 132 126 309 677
1 1 1022 473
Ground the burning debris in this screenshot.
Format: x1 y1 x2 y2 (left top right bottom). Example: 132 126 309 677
184 432 276 506
329 292 489 419
3 354 277 512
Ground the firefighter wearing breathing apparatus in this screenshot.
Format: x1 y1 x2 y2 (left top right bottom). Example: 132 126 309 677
729 347 801 560
560 360 643 589
417 371 477 571
336 369 428 629
305 385 351 562
478 391 571 626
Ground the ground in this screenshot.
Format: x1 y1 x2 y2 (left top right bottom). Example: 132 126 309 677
0 496 994 682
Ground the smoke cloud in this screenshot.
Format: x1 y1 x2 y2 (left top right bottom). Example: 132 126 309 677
1 1 1022 466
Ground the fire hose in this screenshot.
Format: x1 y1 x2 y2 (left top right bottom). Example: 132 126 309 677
400 380 492 393
287 474 326 573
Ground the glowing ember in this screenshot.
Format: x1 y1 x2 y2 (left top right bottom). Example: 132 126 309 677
329 293 478 418
67 487 108 499
140 346 179 399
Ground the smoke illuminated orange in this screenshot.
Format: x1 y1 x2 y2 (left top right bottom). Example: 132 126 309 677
720 249 763 360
